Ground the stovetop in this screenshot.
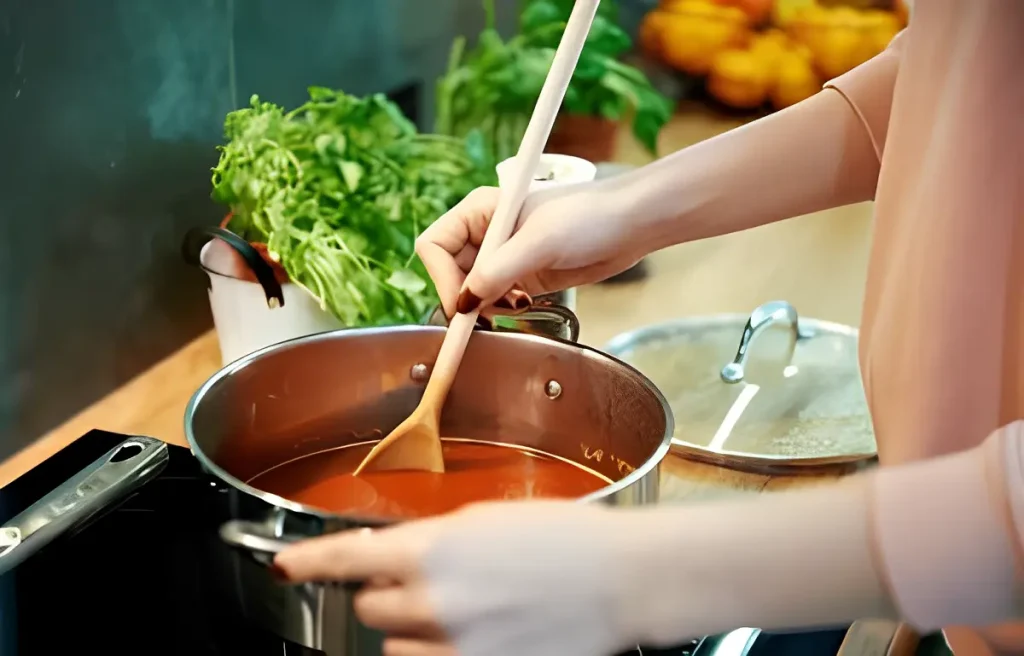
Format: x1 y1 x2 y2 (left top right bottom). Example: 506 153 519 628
0 430 304 655
0 430 912 656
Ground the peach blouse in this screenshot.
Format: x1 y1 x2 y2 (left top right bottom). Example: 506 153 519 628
825 1 1024 652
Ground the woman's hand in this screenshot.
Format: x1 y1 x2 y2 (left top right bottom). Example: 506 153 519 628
417 183 646 318
273 501 642 656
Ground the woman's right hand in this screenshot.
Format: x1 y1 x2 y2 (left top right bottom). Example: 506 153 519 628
416 183 644 317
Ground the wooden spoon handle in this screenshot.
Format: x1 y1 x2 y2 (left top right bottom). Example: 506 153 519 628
416 0 601 426
419 310 479 418
473 0 603 267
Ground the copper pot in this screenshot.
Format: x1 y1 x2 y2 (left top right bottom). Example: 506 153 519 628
186 308 672 655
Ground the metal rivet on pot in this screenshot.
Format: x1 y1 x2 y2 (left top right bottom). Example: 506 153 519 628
544 380 563 400
410 363 430 383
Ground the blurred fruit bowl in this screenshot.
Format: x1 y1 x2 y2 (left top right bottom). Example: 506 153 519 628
781 4 902 79
641 0 754 76
640 0 903 113
707 29 821 111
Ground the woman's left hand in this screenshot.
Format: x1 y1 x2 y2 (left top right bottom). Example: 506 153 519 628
273 500 642 656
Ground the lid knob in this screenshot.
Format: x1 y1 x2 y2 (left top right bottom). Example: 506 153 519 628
720 301 815 384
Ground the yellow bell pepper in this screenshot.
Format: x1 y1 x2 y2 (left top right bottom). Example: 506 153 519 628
707 48 771 109
771 51 822 109
661 1 751 76
639 10 670 59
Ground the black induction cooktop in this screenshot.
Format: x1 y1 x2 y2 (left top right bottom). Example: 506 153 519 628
0 430 945 656
0 430 288 655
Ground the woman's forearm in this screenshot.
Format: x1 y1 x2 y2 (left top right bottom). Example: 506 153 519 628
615 475 896 645
613 423 1024 647
603 89 883 252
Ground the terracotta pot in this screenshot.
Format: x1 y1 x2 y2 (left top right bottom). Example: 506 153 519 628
547 114 619 163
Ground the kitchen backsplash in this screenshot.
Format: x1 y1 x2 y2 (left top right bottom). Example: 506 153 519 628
0 0 526 461
0 0 649 461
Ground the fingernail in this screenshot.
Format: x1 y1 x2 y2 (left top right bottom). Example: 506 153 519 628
511 292 532 311
269 562 289 583
456 289 481 315
495 289 532 312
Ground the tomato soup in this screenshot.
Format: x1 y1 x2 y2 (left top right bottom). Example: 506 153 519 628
247 439 610 519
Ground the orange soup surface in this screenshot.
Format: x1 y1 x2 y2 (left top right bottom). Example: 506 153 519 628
247 439 610 519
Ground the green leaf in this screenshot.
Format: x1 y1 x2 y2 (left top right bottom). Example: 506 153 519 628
477 28 505 56
338 161 364 192
584 16 631 57
632 102 671 156
572 56 606 82
314 133 346 156
307 86 334 100
386 268 428 294
598 96 626 121
604 58 652 87
563 84 583 111
313 133 333 156
463 128 489 168
520 0 562 33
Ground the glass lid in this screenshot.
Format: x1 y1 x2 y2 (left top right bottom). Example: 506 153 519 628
604 301 876 471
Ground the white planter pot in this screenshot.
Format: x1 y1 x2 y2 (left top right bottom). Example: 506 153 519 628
197 236 343 366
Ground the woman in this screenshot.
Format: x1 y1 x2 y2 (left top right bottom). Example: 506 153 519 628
275 2 1024 655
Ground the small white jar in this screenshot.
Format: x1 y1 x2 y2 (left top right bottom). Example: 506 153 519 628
495 153 597 312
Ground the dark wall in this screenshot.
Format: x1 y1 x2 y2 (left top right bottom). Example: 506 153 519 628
0 0 511 461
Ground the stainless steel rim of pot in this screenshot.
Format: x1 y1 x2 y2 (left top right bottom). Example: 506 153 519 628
603 302 874 471
184 325 675 524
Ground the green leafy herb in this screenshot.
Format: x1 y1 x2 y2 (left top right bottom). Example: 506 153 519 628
435 0 674 162
211 88 491 326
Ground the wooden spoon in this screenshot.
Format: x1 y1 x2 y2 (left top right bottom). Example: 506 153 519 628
354 0 603 475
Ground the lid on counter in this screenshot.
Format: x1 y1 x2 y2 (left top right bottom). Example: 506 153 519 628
604 301 876 472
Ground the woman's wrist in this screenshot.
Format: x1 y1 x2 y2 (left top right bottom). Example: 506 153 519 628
581 173 681 259
585 150 724 257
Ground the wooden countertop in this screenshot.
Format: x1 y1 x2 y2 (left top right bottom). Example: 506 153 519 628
0 108 875 497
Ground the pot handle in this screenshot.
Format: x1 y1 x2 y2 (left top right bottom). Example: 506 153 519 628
219 519 299 562
424 298 581 343
720 301 815 384
181 226 286 310
0 437 168 576
219 519 365 592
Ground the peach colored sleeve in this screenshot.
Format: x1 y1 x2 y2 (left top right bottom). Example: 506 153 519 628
872 421 1024 631
824 30 908 160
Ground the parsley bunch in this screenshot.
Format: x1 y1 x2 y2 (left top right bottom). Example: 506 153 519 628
211 87 491 326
